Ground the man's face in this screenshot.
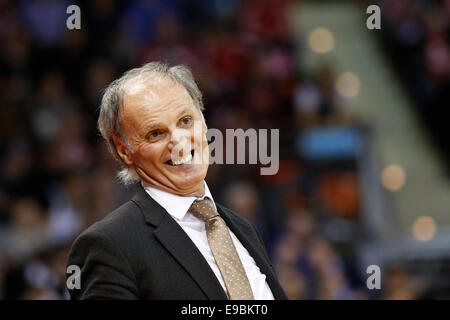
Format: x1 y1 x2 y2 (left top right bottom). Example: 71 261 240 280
115 76 209 197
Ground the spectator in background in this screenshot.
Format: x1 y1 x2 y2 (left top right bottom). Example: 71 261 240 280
0 197 50 262
20 0 69 47
382 264 423 300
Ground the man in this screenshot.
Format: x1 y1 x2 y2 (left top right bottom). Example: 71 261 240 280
67 62 287 300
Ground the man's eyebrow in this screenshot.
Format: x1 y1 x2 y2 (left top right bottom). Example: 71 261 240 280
176 108 192 118
144 123 163 132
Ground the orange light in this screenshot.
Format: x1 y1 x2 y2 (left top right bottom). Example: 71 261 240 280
412 216 437 242
381 164 406 191
335 72 361 98
308 28 334 54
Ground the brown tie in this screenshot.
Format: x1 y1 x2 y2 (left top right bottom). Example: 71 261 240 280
189 198 254 300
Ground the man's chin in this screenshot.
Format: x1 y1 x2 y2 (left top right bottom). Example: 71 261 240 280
165 180 205 197
168 172 206 194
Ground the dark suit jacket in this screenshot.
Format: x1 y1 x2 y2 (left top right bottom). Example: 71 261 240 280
67 185 287 300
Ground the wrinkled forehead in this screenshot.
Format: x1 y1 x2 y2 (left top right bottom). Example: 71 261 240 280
122 75 191 111
120 75 204 124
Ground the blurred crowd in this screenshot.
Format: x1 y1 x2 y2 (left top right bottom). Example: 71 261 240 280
380 0 450 172
0 0 443 300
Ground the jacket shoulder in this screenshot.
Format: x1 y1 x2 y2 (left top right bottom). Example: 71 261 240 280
73 199 145 251
67 200 142 299
91 199 141 231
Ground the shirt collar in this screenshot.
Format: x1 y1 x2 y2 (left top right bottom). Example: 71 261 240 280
141 180 216 221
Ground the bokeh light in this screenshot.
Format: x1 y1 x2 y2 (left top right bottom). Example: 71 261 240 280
381 164 406 191
335 72 361 98
308 28 335 54
412 216 437 242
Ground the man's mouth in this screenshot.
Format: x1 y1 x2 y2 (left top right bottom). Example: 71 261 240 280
165 150 194 166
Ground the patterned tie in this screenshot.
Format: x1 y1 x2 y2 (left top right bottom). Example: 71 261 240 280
189 198 254 300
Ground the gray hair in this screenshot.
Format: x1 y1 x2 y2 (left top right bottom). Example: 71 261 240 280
98 61 204 185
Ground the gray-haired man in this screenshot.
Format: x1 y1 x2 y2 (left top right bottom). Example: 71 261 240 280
67 62 287 300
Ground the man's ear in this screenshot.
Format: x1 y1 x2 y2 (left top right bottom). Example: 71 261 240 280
112 135 133 165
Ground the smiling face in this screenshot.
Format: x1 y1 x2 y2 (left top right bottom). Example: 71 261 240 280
113 76 209 197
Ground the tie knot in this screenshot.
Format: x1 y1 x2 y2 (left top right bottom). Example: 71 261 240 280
189 198 218 222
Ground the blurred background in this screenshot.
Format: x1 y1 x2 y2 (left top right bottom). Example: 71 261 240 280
0 0 449 300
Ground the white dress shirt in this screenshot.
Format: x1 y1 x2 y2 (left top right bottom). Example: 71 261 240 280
142 180 274 300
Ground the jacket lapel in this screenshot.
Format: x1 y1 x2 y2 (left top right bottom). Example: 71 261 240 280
217 204 288 300
131 186 228 300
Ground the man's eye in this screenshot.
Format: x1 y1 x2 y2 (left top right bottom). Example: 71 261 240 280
180 117 192 126
148 130 161 139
